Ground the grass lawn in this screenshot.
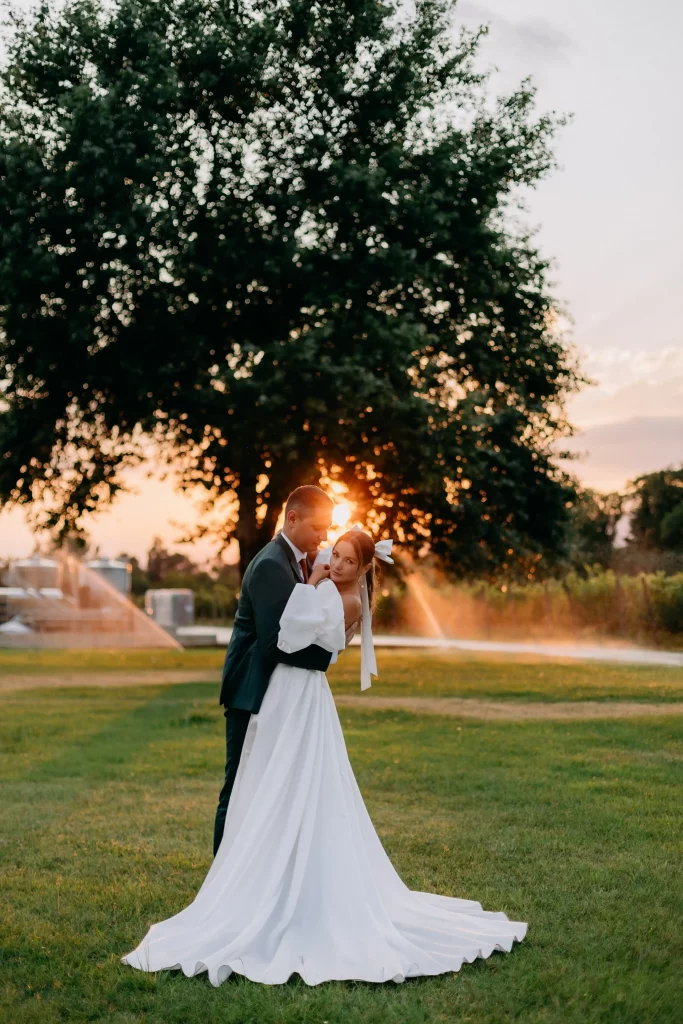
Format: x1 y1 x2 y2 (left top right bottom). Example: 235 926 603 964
3 646 683 702
0 648 223 674
1 681 682 1023
329 650 683 702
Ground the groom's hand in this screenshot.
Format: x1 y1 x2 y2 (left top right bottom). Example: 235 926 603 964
308 563 330 586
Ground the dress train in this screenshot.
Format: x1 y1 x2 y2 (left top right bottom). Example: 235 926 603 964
122 652 526 986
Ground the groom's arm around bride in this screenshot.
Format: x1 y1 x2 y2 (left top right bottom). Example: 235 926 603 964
213 485 335 854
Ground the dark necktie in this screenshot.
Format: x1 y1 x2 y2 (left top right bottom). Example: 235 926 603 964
299 558 309 583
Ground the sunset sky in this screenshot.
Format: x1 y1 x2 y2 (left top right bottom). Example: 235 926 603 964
1 0 681 564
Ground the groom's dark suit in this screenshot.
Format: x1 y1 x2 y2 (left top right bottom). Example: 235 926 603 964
213 533 332 853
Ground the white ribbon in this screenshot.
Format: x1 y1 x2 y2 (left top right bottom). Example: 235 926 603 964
356 532 393 689
358 570 376 690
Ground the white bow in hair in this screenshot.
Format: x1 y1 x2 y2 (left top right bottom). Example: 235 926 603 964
374 539 394 564
349 525 394 564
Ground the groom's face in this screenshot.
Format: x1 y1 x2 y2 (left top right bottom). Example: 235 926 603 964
286 507 333 555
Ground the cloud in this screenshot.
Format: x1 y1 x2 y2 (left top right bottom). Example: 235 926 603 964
569 376 683 430
457 3 575 61
560 416 683 491
515 18 575 58
568 345 683 428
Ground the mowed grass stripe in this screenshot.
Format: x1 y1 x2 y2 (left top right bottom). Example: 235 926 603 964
0 649 223 674
0 684 217 784
329 651 683 702
1 684 682 1023
3 648 683 702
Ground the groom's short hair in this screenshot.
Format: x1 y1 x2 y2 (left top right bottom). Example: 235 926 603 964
285 485 334 518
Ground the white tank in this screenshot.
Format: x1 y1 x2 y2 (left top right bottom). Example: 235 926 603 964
145 589 195 629
13 555 61 591
86 558 132 596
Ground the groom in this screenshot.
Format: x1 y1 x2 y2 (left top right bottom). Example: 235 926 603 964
213 484 335 854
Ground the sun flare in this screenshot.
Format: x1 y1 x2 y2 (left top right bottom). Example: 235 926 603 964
332 501 352 528
324 500 355 544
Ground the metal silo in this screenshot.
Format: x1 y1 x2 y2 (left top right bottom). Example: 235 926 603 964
85 558 132 596
13 555 61 591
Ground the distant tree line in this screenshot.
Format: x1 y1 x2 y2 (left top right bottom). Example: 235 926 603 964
566 468 683 578
410 565 683 647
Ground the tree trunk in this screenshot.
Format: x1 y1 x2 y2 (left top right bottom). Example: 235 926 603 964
235 471 261 580
235 473 289 580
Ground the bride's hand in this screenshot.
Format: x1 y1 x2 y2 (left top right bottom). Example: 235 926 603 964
308 563 330 586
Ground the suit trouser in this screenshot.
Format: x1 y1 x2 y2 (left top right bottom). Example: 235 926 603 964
213 707 252 856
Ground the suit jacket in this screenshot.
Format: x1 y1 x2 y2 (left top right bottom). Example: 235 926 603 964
219 533 332 712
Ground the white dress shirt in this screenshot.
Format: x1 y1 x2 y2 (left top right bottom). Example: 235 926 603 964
281 532 308 582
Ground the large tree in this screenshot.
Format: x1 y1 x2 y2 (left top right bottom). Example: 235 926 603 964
0 0 579 577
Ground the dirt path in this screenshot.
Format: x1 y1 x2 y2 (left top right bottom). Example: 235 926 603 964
2 670 682 718
334 694 683 720
0 670 221 693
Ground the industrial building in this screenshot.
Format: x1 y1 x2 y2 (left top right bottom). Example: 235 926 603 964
0 553 181 648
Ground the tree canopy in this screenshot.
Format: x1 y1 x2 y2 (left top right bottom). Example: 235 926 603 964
0 0 580 577
629 469 683 553
565 487 624 571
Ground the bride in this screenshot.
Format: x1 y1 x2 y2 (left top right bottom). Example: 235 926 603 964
122 528 527 986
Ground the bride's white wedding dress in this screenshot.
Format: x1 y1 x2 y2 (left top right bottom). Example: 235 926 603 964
122 581 526 986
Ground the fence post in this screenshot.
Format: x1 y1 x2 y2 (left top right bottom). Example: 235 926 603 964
614 575 626 636
641 575 656 644
480 585 490 638
509 589 518 634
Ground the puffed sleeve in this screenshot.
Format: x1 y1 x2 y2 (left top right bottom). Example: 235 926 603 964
277 579 346 656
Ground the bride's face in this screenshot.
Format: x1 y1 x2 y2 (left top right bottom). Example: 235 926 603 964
330 540 364 585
